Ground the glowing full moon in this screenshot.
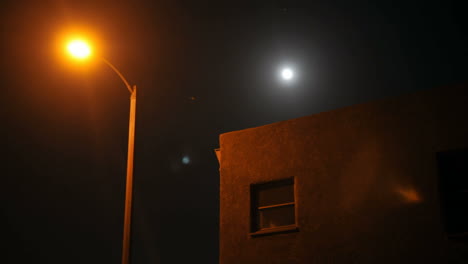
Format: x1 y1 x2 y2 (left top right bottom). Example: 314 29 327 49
281 68 294 80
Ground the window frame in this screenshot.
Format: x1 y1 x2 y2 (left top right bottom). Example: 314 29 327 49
249 177 298 237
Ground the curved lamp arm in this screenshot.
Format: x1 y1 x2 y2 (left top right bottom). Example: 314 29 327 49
100 57 137 264
101 57 134 94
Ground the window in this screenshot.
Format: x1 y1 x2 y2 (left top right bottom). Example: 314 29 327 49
250 178 297 236
437 148 468 238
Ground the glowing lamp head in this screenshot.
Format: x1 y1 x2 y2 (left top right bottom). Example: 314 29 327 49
281 68 294 80
67 40 91 59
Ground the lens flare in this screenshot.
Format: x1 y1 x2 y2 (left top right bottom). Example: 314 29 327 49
182 155 191 165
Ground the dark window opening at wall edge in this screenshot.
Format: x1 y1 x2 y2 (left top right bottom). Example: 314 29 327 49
436 147 468 241
250 177 298 237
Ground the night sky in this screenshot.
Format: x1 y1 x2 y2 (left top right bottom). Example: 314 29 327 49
2 1 467 263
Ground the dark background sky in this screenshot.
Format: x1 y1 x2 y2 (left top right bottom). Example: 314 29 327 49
2 0 467 263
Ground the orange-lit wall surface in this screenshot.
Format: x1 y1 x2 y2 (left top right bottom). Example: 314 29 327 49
219 84 468 264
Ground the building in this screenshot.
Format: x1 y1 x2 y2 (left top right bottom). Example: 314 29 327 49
217 84 468 264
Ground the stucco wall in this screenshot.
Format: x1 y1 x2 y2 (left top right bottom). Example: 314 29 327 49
219 84 468 264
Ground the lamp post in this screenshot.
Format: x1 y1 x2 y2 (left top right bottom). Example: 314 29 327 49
67 39 136 264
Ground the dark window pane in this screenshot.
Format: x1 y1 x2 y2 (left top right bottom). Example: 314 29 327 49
438 149 468 191
259 205 295 229
444 193 468 234
437 148 468 235
257 181 294 207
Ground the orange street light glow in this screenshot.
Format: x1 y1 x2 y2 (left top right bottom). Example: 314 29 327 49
67 39 91 59
395 186 422 203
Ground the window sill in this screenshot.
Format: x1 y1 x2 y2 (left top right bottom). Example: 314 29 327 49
250 225 299 237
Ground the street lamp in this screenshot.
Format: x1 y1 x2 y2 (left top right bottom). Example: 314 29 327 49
281 68 294 80
66 39 136 264
67 40 92 60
